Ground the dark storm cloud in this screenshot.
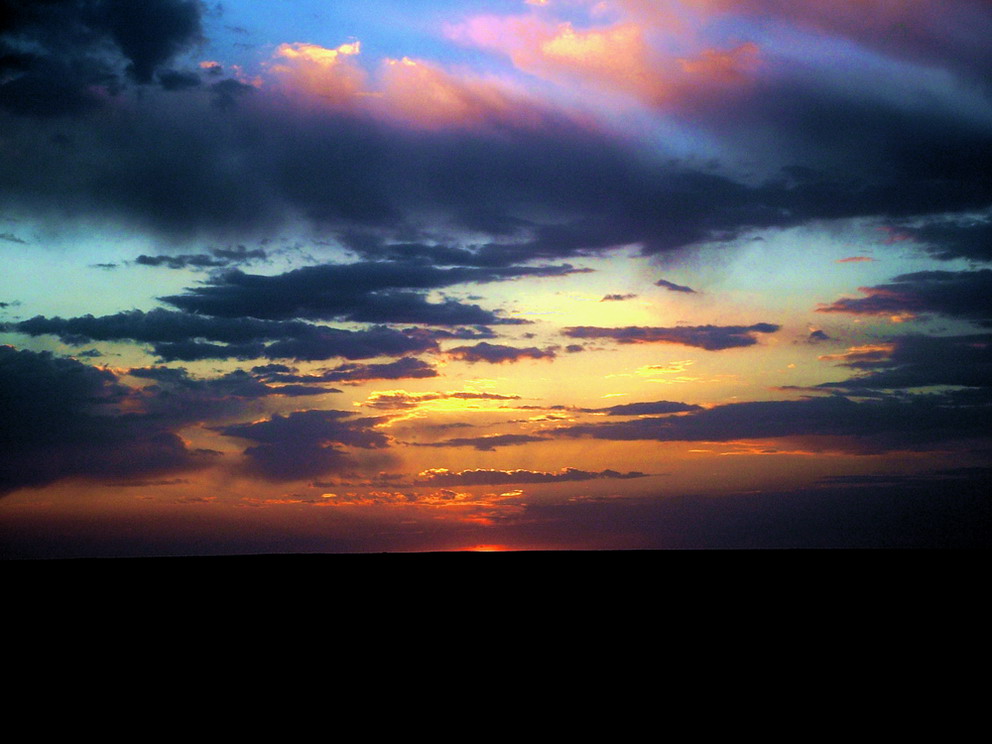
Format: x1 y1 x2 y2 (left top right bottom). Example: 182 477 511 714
8 308 440 361
415 467 650 487
818 334 992 391
0 1 989 269
732 80 992 208
157 69 201 91
0 345 213 494
655 279 696 294
563 323 780 351
808 329 830 343
159 262 574 324
213 409 389 481
601 294 637 302
895 216 992 262
0 0 204 115
817 269 992 325
445 342 556 364
1 71 989 261
555 394 991 453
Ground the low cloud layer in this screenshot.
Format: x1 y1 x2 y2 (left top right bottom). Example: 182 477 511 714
818 334 992 391
416 467 650 487
817 269 992 326
8 309 442 361
556 393 991 453
563 323 780 350
446 342 556 364
0 346 214 494
213 409 389 481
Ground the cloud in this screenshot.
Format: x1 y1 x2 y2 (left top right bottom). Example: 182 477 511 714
446 13 761 109
361 390 522 411
8 308 441 361
253 357 439 385
563 323 780 350
213 409 389 481
0 345 214 494
446 341 556 364
376 56 554 131
655 278 696 293
269 41 367 105
817 334 992 391
894 216 992 262
0 0 989 262
686 0 992 93
590 400 703 416
134 245 267 270
128 365 335 399
816 269 992 326
159 262 579 325
555 393 991 452
0 0 204 116
157 69 201 91
601 293 637 302
415 467 650 487
410 434 548 452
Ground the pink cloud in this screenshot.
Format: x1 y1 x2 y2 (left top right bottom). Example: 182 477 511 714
445 11 762 109
268 41 367 104
377 57 546 130
267 40 561 131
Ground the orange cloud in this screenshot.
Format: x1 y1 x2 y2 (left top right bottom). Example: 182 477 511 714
269 41 367 104
676 42 760 86
447 13 760 108
268 40 554 130
818 344 895 364
378 57 544 130
449 16 667 101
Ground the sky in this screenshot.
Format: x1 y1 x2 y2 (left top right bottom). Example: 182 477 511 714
2 0 991 557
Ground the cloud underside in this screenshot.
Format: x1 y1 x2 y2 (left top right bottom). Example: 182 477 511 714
0 345 213 494
817 270 992 326
213 409 389 481
416 467 649 486
10 309 442 361
2 0 992 508
817 334 992 391
446 342 556 363
564 324 780 350
1 5 990 262
4 343 992 496
556 394 991 452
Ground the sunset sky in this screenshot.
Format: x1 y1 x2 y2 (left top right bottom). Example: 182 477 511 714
2 0 991 556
